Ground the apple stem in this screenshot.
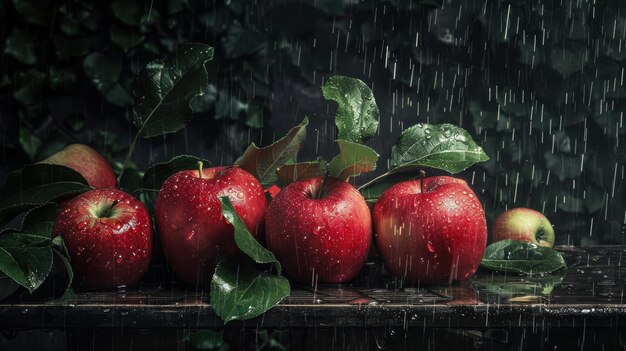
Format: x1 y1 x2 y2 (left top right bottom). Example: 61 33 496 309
99 200 120 218
419 170 426 193
197 161 204 179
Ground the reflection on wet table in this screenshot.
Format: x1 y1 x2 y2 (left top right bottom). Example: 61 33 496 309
0 246 624 329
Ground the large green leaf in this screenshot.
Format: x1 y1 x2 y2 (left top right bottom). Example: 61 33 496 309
276 159 327 186
390 123 489 173
0 164 90 217
322 76 379 143
481 240 566 275
235 118 308 187
0 204 59 293
133 44 214 138
210 256 290 323
219 197 281 272
328 140 379 180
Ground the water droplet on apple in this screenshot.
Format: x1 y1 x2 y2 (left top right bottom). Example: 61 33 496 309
116 255 124 264
312 226 324 235
426 241 436 253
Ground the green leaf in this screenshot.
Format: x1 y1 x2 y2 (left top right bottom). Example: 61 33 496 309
4 27 37 65
198 8 232 35
322 76 379 143
328 140 378 180
111 1 142 26
189 330 226 350
551 41 589 78
219 197 281 272
52 35 91 60
104 83 133 107
83 53 122 92
19 127 42 161
48 67 77 92
0 204 59 292
109 24 145 51
210 256 290 323
14 69 45 106
472 273 564 301
133 43 214 138
544 152 583 181
0 164 90 217
235 118 308 187
390 123 489 174
221 20 266 59
12 0 51 26
51 236 73 293
481 240 566 275
214 90 248 120
190 84 217 113
276 159 327 186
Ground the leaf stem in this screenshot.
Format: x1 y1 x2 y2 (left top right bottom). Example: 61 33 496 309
356 170 392 191
117 131 141 185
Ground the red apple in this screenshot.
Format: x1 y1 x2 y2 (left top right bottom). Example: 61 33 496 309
52 189 153 288
265 176 372 284
42 144 117 189
155 164 267 286
492 208 555 248
373 176 487 285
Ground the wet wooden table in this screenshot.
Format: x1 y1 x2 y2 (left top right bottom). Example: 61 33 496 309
0 246 624 330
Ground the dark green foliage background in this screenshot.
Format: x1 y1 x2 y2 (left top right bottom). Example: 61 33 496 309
0 0 624 245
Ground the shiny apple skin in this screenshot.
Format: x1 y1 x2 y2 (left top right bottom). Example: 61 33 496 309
265 177 372 284
52 189 153 288
155 166 267 286
492 208 555 248
43 144 117 189
373 176 487 285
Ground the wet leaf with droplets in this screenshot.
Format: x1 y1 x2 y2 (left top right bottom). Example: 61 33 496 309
322 75 379 143
236 118 308 187
390 123 489 174
481 240 566 275
0 204 59 293
327 140 379 180
219 197 281 273
133 43 214 138
210 256 290 323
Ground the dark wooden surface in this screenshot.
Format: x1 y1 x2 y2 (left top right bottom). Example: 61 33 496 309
0 246 624 329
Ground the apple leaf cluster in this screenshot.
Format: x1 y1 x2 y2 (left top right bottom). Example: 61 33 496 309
480 240 566 275
0 203 72 299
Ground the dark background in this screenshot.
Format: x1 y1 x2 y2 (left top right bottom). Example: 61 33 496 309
0 0 624 245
